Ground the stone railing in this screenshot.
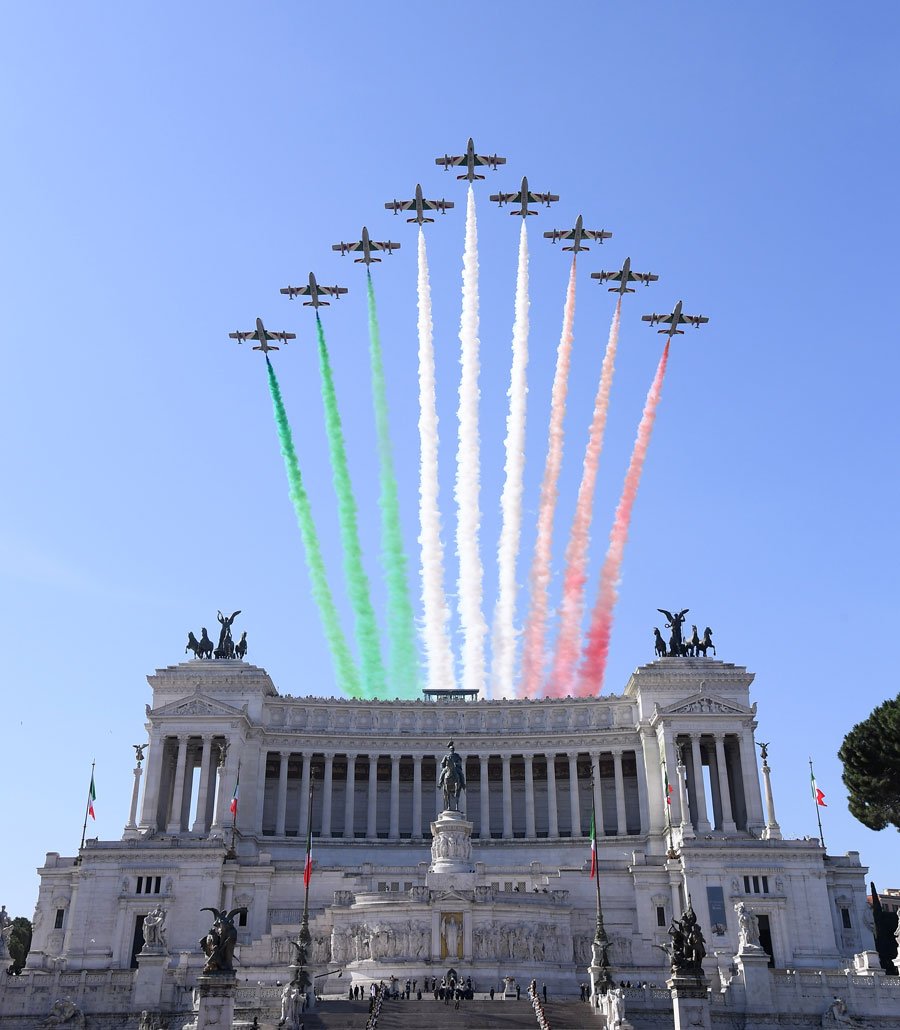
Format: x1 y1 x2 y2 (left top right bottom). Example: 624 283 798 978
0 969 138 1017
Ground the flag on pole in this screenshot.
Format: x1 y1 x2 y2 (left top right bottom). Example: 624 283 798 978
87 773 97 820
230 773 239 816
589 809 598 879
303 819 314 888
810 765 827 807
663 764 673 806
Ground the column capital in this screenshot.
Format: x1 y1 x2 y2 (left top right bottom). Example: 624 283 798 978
390 754 401 764
346 752 358 762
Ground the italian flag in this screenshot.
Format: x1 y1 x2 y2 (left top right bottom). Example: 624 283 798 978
663 764 673 806
589 810 597 879
87 773 97 820
230 775 239 816
810 767 826 807
303 819 313 888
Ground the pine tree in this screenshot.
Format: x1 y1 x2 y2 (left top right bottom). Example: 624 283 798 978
839 694 900 831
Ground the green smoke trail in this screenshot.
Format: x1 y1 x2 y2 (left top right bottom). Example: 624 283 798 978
265 358 362 699
367 273 420 698
315 315 387 697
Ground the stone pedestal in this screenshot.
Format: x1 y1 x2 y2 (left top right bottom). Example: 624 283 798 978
195 972 236 1030
850 950 885 976
667 973 711 1030
736 948 774 1012
426 810 474 890
133 950 167 1010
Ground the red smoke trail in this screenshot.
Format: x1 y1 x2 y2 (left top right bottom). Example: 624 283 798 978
545 298 622 698
576 340 670 696
519 257 577 698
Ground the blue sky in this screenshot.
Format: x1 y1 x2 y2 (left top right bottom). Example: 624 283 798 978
1 3 898 919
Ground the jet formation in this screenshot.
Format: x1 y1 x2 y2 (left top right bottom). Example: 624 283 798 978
229 137 709 355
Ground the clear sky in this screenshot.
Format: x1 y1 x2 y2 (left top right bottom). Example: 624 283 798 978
1 3 898 920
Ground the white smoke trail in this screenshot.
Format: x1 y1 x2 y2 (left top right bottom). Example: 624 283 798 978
417 228 456 691
490 221 530 700
455 186 488 696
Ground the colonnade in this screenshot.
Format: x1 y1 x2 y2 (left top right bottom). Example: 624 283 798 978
674 732 748 833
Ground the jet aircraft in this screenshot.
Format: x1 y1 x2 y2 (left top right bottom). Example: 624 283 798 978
642 300 708 337
384 184 454 224
591 257 659 294
332 226 400 265
280 272 348 308
435 137 506 182
228 317 296 353
489 177 559 216
543 214 612 252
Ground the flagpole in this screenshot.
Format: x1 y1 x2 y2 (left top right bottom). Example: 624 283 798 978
589 772 612 994
809 757 826 850
662 757 677 859
298 773 315 965
228 758 241 858
79 760 95 852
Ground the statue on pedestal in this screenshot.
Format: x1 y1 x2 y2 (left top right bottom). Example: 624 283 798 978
438 740 466 813
665 902 706 977
141 906 167 953
734 902 761 952
198 907 246 974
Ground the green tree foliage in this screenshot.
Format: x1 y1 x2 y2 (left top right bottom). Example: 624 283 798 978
7 917 32 973
839 694 900 832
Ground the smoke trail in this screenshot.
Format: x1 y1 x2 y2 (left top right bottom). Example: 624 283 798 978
489 221 530 700
545 298 622 698
366 273 419 699
577 340 671 696
265 358 362 699
315 316 387 698
519 257 578 698
416 229 456 691
455 185 488 696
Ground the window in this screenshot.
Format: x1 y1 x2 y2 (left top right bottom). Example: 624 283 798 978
840 908 852 930
54 909 65 930
238 910 248 928
762 876 769 894
743 875 770 896
744 876 750 893
136 876 161 895
656 906 666 927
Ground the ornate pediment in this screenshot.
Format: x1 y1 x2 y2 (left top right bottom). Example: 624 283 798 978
150 693 247 720
433 888 472 904
657 692 753 718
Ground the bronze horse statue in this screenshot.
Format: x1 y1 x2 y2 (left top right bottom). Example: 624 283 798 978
653 628 667 657
186 629 214 660
696 627 716 657
684 625 701 657
235 631 248 660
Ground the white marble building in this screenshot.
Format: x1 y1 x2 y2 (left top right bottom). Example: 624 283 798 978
3 652 898 1028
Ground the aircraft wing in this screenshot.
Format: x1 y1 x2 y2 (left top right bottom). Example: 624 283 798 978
641 313 673 325
583 229 613 242
473 154 506 168
630 271 659 284
527 190 559 205
228 331 254 341
543 229 575 242
489 191 518 204
280 285 311 298
421 198 454 213
320 286 349 298
332 241 362 254
268 331 297 341
435 155 465 169
591 270 622 283
680 314 709 326
385 199 415 213
371 241 401 253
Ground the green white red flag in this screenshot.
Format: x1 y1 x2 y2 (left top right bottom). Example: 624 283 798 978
663 763 673 806
87 773 97 820
589 809 597 879
810 766 827 807
303 819 313 888
230 773 239 816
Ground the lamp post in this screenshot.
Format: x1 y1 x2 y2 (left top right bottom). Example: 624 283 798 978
589 772 613 997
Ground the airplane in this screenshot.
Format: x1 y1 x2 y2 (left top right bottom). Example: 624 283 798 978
228 317 296 353
489 176 559 217
332 226 400 265
280 272 349 308
543 214 612 252
591 257 659 294
642 300 709 337
435 137 506 182
384 184 454 224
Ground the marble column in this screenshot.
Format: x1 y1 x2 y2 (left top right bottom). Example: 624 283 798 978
390 755 401 839
676 751 695 840
501 755 513 839
191 736 214 834
139 731 165 830
412 755 423 838
761 751 782 840
479 756 490 838
690 736 712 833
210 740 230 833
367 755 379 839
344 754 357 840
298 753 311 836
568 753 582 837
612 750 627 836
524 755 536 838
546 754 559 838
662 732 684 829
166 735 189 834
591 754 605 834
322 754 333 837
634 748 649 835
713 734 736 833
739 733 766 830
126 759 143 831
275 751 290 836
